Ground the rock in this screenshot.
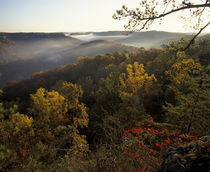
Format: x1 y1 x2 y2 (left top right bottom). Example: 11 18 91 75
159 135 210 172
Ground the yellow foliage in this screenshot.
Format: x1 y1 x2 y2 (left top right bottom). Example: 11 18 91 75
165 58 202 84
11 113 33 129
120 62 157 94
31 88 67 120
118 62 157 119
30 81 89 157
0 112 35 170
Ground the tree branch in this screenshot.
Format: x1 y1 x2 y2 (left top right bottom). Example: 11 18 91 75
183 22 210 51
139 19 151 30
118 3 210 31
136 3 210 21
114 1 210 50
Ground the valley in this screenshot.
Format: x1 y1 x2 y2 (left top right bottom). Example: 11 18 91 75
0 31 193 87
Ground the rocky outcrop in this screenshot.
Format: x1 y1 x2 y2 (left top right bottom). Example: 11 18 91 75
159 135 209 172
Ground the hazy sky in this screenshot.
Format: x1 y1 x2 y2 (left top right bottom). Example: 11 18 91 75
0 0 209 33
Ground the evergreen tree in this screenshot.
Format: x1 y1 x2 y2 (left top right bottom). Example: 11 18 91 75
164 56 210 136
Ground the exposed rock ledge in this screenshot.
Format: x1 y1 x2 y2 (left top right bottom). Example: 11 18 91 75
159 135 209 172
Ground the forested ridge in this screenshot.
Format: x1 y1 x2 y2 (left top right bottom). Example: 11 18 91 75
0 36 209 171
0 32 142 88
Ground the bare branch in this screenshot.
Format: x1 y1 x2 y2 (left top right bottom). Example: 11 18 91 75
114 0 210 50
183 22 210 51
135 3 210 21
198 0 209 21
139 19 151 31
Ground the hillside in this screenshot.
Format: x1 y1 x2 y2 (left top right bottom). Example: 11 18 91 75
0 33 139 87
0 32 82 63
70 30 190 48
59 39 139 63
2 34 209 102
0 31 208 87
115 31 190 48
0 36 209 171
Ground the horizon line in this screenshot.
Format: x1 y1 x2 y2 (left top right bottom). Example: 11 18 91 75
0 30 209 34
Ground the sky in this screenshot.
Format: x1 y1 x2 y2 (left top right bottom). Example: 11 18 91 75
0 0 209 33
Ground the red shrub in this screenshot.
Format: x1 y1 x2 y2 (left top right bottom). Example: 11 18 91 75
119 117 196 171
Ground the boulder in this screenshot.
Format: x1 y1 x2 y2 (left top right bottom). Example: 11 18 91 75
159 135 209 172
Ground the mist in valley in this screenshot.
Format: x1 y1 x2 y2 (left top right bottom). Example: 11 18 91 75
69 31 189 48
0 36 81 87
0 31 196 88
0 33 139 87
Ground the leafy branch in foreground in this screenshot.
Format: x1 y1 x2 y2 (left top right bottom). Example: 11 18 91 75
113 0 210 50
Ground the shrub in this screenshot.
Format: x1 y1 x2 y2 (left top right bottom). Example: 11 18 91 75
119 117 196 171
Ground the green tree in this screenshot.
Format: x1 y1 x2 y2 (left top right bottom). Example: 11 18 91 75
164 56 210 135
119 62 157 120
30 81 89 163
94 72 121 115
0 96 35 170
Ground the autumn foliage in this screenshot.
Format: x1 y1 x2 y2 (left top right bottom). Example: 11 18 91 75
0 37 209 171
119 117 196 172
0 81 89 170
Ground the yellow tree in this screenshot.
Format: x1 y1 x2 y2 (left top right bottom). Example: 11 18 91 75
30 81 89 162
119 62 157 120
1 71 36 169
0 102 35 170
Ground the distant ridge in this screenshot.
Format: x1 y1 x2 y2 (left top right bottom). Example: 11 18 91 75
1 31 208 87
80 39 131 46
0 32 81 42
69 30 190 48
0 33 139 87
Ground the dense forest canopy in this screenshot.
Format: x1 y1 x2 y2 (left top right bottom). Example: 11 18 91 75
0 31 208 88
0 0 209 170
0 33 209 170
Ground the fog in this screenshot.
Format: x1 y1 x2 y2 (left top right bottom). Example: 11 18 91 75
1 38 81 63
70 33 130 42
0 31 190 87
0 37 83 87
0 35 138 87
69 31 188 48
